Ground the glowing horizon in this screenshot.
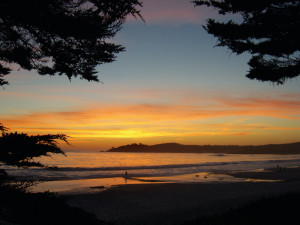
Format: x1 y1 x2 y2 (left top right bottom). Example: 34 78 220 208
2 87 300 150
1 0 300 151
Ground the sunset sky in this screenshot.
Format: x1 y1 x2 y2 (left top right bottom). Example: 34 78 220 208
1 0 300 151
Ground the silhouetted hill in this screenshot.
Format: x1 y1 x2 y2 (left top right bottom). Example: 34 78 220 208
107 142 300 154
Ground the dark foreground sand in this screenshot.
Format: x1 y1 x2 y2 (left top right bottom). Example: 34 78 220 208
68 168 300 225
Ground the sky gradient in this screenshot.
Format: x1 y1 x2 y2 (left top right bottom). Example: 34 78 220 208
1 0 300 151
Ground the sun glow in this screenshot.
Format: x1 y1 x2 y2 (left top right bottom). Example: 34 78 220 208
2 93 300 150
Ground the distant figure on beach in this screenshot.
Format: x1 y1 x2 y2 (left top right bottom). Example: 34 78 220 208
124 171 128 184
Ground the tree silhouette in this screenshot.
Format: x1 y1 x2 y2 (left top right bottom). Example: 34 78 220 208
0 131 69 168
194 0 300 84
0 123 7 132
0 0 142 86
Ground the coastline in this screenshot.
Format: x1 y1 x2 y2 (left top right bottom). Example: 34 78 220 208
7 162 300 224
224 166 300 182
107 142 300 154
29 172 242 193
29 165 300 193
67 167 300 225
3 166 300 225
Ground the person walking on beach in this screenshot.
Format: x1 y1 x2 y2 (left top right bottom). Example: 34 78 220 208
124 171 128 184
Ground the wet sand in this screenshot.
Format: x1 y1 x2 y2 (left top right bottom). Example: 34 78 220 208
67 167 300 225
224 166 300 181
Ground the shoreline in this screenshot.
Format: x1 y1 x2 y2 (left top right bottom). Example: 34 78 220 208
223 166 300 182
23 165 300 194
65 166 300 225
5 165 300 224
28 171 241 194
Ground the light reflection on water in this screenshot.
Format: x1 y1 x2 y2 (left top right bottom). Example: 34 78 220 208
3 152 300 193
36 152 300 168
30 172 244 194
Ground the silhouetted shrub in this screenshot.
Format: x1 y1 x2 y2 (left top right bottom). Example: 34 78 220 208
0 185 110 225
0 132 68 168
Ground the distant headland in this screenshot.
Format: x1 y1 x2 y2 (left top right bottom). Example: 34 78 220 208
106 142 300 154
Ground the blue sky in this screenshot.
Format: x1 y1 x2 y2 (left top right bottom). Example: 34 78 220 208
1 0 300 151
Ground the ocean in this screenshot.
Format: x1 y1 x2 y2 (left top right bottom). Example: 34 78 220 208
3 152 300 193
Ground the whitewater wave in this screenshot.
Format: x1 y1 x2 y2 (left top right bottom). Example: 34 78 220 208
44 161 232 172
41 158 300 171
3 158 300 182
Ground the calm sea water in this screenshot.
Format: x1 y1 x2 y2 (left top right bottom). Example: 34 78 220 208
3 152 300 193
4 152 300 180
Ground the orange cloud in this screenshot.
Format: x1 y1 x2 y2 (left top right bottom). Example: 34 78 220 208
3 101 298 128
2 95 299 129
1 92 300 151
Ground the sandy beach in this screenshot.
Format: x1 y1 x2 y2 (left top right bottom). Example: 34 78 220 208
67 167 300 225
